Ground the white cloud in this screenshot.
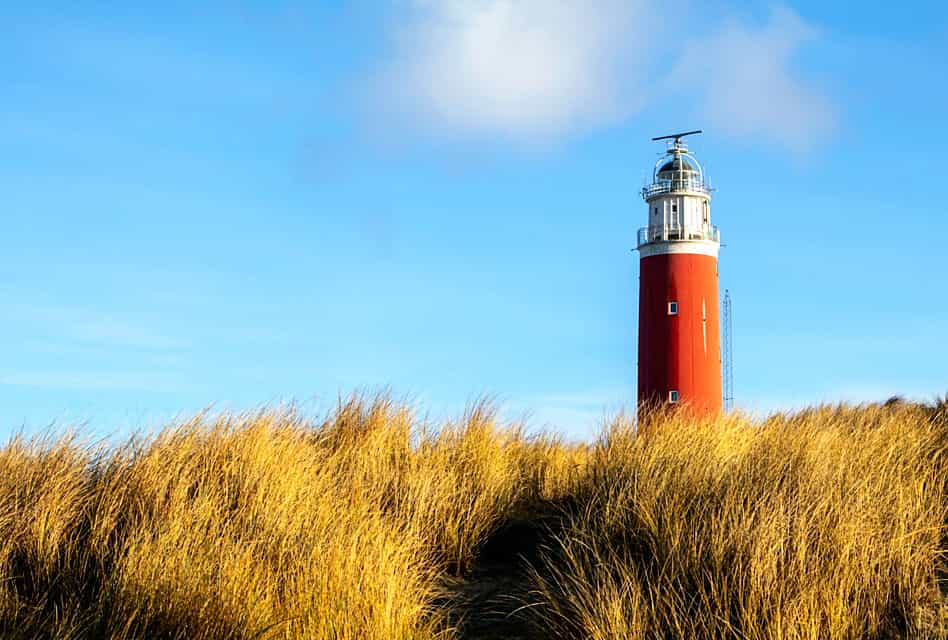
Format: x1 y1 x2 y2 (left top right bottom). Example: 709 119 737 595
669 7 836 151
375 2 836 149
378 0 654 141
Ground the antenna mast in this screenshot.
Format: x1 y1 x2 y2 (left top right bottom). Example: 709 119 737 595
722 289 734 412
651 129 703 151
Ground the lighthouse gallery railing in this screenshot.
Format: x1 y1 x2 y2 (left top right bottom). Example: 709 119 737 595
637 225 720 247
641 178 711 199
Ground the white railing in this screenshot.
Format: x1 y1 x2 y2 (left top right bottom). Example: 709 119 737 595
641 178 710 200
637 225 720 246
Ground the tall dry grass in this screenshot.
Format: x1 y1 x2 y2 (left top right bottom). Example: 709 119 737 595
0 397 580 639
529 402 948 639
0 395 943 639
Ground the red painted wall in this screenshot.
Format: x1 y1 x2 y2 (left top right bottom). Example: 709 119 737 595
638 252 722 416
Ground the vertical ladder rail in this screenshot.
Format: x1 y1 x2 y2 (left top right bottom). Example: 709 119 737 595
722 290 734 412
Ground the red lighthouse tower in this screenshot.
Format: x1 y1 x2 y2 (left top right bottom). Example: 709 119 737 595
637 131 722 416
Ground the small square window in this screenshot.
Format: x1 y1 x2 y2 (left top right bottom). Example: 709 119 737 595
668 301 678 315
669 390 679 403
671 203 678 212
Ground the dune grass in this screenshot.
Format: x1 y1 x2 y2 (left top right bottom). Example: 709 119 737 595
0 396 944 639
531 403 947 639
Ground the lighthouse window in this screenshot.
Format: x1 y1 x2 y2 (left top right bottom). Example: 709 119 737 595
668 301 679 315
671 203 678 212
669 390 680 403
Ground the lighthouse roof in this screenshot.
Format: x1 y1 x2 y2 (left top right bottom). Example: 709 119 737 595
657 156 699 174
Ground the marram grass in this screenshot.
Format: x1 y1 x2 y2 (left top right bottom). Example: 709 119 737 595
0 396 944 639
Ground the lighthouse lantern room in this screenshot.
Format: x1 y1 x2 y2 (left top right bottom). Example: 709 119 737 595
637 131 723 416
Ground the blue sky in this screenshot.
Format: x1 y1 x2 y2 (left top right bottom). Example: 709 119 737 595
2 1 946 439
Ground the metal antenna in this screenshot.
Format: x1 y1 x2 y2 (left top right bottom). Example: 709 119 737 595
651 130 703 147
722 289 734 412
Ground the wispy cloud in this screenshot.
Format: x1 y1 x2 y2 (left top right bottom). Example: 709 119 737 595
739 382 946 417
0 371 182 393
503 388 633 437
669 7 836 151
70 317 186 350
374 2 836 149
6 303 186 351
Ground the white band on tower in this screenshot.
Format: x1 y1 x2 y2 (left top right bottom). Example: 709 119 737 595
638 240 720 259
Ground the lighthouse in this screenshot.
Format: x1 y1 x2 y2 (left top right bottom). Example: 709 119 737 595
637 131 722 416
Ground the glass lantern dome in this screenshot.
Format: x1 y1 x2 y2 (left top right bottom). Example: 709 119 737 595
642 140 710 201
